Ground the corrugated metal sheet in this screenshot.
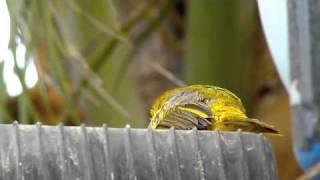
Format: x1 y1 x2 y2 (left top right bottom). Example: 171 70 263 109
0 122 278 180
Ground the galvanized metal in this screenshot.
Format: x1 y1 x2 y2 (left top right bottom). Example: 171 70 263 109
288 0 320 171
0 123 278 180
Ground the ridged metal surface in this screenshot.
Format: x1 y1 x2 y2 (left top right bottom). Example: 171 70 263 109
0 123 278 180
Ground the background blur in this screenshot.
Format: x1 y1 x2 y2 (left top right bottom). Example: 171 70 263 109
0 0 301 179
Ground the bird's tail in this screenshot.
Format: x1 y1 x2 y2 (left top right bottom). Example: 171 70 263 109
222 118 281 135
246 118 281 135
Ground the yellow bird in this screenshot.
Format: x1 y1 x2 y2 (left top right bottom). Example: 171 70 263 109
149 85 279 134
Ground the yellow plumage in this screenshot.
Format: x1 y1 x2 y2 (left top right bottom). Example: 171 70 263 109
149 85 279 134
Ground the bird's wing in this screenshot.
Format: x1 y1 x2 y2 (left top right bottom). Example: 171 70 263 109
149 87 182 117
158 102 213 130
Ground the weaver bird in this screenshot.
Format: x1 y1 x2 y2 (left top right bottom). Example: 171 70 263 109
149 85 279 134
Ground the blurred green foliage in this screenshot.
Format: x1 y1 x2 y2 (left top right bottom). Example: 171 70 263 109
2 0 259 127
185 0 256 108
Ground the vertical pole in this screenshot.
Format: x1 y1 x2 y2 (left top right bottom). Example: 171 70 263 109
288 0 320 170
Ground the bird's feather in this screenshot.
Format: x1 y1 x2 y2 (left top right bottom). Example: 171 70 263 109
218 118 280 134
158 103 213 130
